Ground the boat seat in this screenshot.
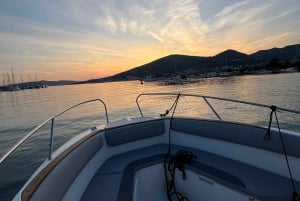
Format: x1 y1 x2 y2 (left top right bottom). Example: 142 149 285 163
27 133 103 201
80 144 299 201
105 119 165 146
80 144 167 201
171 118 300 158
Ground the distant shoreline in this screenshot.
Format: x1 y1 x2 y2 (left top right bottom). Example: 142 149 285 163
73 67 300 85
0 71 299 91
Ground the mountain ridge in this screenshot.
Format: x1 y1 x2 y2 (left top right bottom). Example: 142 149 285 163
79 44 300 83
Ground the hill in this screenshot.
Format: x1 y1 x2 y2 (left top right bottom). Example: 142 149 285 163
250 44 300 63
79 44 300 83
44 80 76 86
110 55 210 80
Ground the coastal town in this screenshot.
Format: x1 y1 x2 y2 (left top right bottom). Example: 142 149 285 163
91 56 300 85
141 62 300 83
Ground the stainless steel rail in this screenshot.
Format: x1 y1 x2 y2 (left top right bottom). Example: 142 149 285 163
136 92 300 118
2 93 299 164
0 99 108 164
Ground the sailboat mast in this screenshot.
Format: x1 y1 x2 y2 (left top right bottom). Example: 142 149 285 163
19 74 24 83
7 72 11 86
11 68 16 85
2 73 5 86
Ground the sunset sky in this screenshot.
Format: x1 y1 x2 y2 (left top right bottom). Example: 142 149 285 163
0 0 299 81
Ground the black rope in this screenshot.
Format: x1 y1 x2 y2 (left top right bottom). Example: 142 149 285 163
160 94 180 118
163 93 195 201
264 105 277 141
274 111 299 201
164 94 180 201
265 105 299 200
164 93 180 154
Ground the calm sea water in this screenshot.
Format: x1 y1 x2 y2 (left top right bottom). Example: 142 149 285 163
0 73 300 200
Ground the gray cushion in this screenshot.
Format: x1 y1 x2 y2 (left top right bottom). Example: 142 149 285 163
105 120 165 146
171 118 300 157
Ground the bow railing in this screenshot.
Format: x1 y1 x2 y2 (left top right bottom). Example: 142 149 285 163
136 93 300 120
0 99 108 164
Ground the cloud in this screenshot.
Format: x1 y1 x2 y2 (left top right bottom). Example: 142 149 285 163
209 1 273 31
214 0 250 18
105 16 118 33
0 12 136 75
0 0 299 80
234 30 300 53
148 31 163 42
119 18 127 33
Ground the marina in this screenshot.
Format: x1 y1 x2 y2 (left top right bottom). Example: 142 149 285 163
1 71 47 92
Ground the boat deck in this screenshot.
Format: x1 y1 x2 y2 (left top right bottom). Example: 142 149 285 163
81 144 298 201
19 119 300 201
